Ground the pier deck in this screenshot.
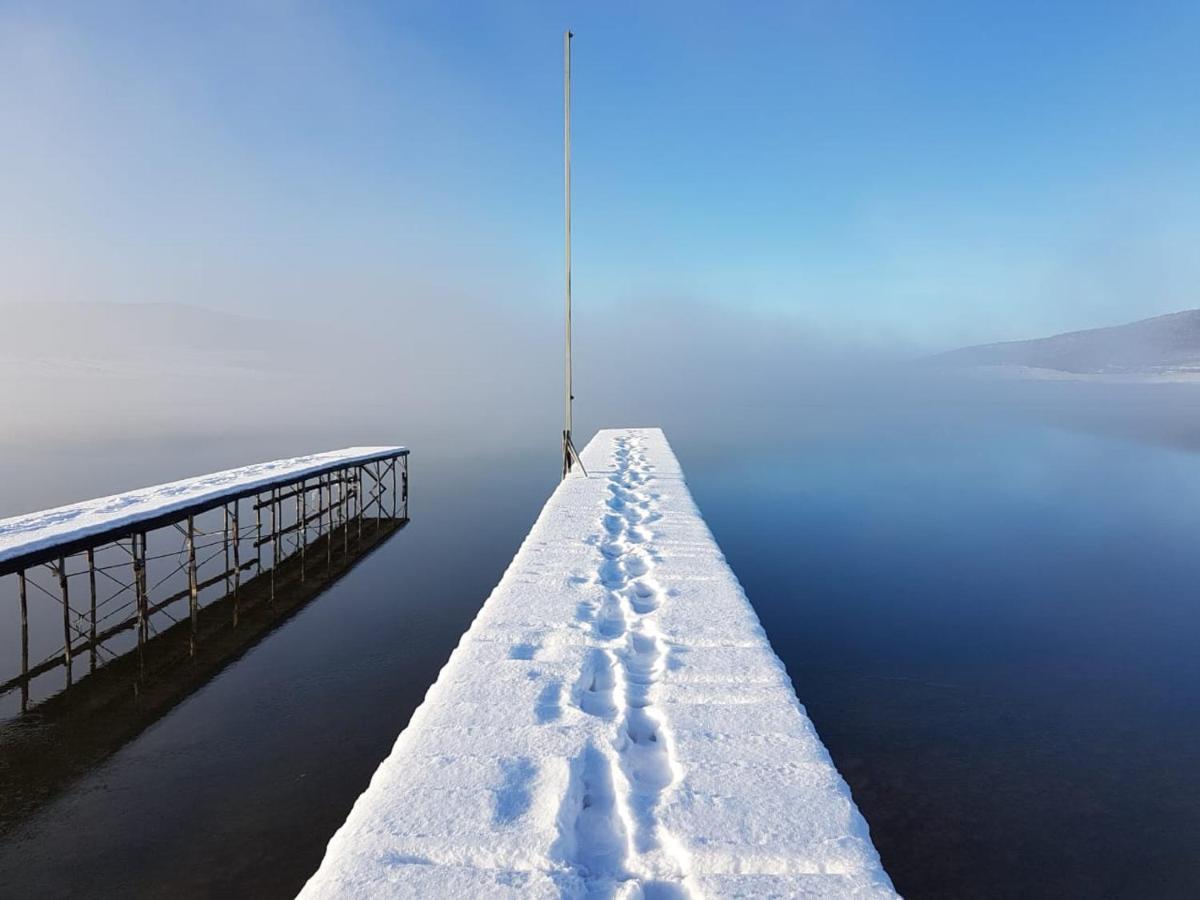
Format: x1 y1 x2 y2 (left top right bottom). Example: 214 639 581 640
0 447 406 573
303 429 894 898
0 447 408 713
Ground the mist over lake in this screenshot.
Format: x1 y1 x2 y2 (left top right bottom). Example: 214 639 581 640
4 2 1200 896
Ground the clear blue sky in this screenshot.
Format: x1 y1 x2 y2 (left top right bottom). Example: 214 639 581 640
2 0 1197 348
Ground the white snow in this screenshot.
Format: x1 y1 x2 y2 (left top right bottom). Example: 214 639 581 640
965 363 1200 383
301 429 895 899
0 447 405 567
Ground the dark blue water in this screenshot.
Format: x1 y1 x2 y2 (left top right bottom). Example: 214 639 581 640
684 424 1200 898
1 421 1198 897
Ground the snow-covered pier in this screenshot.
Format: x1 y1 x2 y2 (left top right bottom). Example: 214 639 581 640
304 429 894 898
0 448 408 712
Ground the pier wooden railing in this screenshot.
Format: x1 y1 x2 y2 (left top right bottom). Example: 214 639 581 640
0 451 408 715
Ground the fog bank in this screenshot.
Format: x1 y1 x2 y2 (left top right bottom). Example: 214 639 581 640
5 300 1200 477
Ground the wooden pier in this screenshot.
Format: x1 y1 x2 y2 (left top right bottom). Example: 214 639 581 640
0 448 408 716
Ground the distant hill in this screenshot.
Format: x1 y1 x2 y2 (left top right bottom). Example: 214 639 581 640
933 309 1200 378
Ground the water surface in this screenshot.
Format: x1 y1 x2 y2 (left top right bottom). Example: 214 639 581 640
1 422 1198 897
684 424 1200 898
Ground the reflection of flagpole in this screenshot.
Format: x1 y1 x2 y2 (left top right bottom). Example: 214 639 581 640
562 30 583 479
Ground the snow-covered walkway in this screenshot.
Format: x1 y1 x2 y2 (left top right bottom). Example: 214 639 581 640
0 447 405 570
302 429 895 898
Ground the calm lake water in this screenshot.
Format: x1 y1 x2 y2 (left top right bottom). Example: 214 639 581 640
1 418 1198 897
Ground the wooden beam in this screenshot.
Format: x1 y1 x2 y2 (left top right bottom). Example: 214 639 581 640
232 501 241 627
341 472 349 558
356 466 364 543
256 497 263 571
18 570 28 713
270 488 278 604
134 535 146 680
223 505 232 605
87 548 98 673
187 515 198 656
299 479 307 582
391 458 398 518
57 557 72 689
325 477 333 572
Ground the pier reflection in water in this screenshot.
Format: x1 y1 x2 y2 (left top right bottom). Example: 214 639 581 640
0 451 408 715
0 452 408 834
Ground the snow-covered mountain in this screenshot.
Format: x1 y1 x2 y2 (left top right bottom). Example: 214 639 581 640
933 309 1200 379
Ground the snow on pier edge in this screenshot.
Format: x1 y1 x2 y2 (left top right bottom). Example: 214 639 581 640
301 428 896 899
0 447 406 567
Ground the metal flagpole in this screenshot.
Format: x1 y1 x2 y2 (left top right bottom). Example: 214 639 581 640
562 30 584 479
562 29 574 479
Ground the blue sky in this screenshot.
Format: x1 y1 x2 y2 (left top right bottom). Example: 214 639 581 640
2 0 1197 349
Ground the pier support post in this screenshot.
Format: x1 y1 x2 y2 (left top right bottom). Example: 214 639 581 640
391 459 398 519
87 548 98 673
356 466 364 543
57 557 72 689
18 570 28 713
299 480 307 581
133 535 146 681
270 488 278 604
341 471 349 558
256 498 263 571
325 477 333 573
232 502 241 627
187 515 198 656
223 505 232 603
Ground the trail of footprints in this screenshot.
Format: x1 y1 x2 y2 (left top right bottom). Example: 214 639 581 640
565 434 691 898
